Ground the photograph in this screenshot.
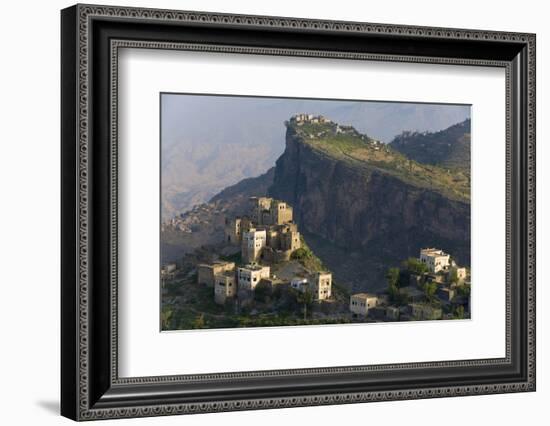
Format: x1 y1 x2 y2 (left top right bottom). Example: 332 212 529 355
160 94 472 331
56 2 537 421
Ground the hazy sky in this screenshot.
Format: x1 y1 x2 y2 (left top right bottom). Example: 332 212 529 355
160 94 470 217
162 94 470 146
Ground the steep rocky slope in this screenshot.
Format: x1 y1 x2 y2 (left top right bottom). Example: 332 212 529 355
268 118 470 291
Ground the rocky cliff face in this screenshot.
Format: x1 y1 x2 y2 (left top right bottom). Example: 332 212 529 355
269 124 470 291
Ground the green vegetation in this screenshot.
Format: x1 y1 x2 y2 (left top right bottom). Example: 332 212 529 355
386 267 408 305
235 315 352 328
192 314 206 329
448 267 458 284
294 288 314 320
386 267 400 289
290 247 311 261
160 305 173 330
405 257 428 275
289 121 470 203
297 121 335 135
457 283 471 298
291 236 325 272
423 281 438 303
220 251 243 266
253 282 272 304
389 120 471 173
453 305 465 320
385 252 470 321
161 272 353 331
412 302 443 321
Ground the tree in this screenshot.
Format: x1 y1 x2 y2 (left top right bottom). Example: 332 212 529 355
295 289 314 320
386 267 401 303
160 307 173 330
449 268 459 284
254 282 272 304
290 247 312 263
457 284 471 297
386 267 400 288
192 313 206 329
423 282 438 302
406 257 428 275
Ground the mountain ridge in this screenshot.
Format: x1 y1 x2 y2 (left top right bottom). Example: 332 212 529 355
267 115 470 291
389 119 471 172
283 115 470 202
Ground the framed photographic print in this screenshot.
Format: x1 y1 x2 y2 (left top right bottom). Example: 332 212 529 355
61 4 536 421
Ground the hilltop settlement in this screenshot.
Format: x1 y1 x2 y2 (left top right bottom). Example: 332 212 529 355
161 114 471 330
162 203 470 329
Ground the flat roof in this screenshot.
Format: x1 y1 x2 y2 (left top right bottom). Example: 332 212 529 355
215 270 235 277
239 264 269 271
351 292 378 299
421 248 449 256
198 260 234 268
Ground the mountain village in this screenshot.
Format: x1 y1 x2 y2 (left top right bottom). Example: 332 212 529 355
196 196 333 306
160 113 470 329
162 194 470 327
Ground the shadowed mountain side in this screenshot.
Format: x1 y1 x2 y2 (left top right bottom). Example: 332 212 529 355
268 116 470 291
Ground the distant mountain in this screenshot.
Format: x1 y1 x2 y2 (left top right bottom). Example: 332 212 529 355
389 119 471 172
209 167 274 212
161 95 470 218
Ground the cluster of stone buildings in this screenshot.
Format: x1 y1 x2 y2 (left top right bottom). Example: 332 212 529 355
198 259 333 306
290 114 354 137
291 114 332 125
198 197 333 305
225 197 301 264
161 203 222 233
349 247 470 321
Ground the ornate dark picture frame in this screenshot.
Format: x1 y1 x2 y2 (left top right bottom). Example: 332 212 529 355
61 3 536 421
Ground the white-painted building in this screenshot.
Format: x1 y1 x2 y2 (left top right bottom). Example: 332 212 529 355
290 276 309 292
349 293 378 316
419 248 451 273
290 272 332 301
241 228 267 263
237 264 271 291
